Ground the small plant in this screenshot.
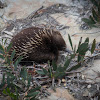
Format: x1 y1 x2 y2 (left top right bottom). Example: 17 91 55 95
36 58 72 88
0 39 41 100
67 34 96 71
25 86 41 100
3 87 19 100
36 34 96 88
82 0 100 28
0 66 41 100
0 39 22 69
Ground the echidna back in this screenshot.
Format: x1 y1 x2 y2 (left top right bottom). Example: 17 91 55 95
10 27 66 63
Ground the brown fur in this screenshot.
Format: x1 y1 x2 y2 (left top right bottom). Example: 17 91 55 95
10 27 66 63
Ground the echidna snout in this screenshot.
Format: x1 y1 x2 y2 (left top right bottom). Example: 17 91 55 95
9 27 66 63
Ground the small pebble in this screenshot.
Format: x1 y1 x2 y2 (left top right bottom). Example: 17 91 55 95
62 79 66 82
82 75 85 79
64 83 66 87
87 84 91 88
20 77 22 80
67 80 71 83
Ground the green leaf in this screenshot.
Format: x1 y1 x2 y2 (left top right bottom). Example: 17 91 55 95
6 56 11 65
7 72 15 77
6 73 15 85
68 63 81 71
71 53 76 59
0 44 4 51
85 37 89 43
0 50 5 54
1 74 5 85
48 68 52 78
20 67 28 80
52 60 57 71
6 43 12 52
28 87 41 94
82 18 97 27
15 87 19 100
10 50 16 61
78 55 81 62
78 55 84 62
77 43 88 54
54 72 65 79
73 45 76 53
27 75 31 87
26 91 39 97
92 8 98 22
57 66 65 72
3 87 18 100
3 89 7 95
64 54 75 70
7 72 15 82
82 18 92 24
4 39 7 45
0 54 4 59
68 34 73 50
87 24 97 28
90 0 98 6
0 44 4 54
78 37 82 46
0 74 6 89
82 18 97 28
64 57 71 70
14 56 22 69
98 3 100 15
91 39 96 54
89 16 96 24
6 88 10 94
77 37 82 53
36 70 45 75
42 68 48 75
77 38 89 56
10 93 17 100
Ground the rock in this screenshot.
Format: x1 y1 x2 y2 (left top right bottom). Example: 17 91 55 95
82 59 100 83
87 85 91 89
83 89 89 96
41 87 74 100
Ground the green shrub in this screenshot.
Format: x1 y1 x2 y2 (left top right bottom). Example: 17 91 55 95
0 39 40 100
82 0 100 28
36 34 96 88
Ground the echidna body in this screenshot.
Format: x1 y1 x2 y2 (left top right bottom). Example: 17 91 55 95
10 27 66 63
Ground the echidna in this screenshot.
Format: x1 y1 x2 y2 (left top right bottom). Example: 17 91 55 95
9 27 66 63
